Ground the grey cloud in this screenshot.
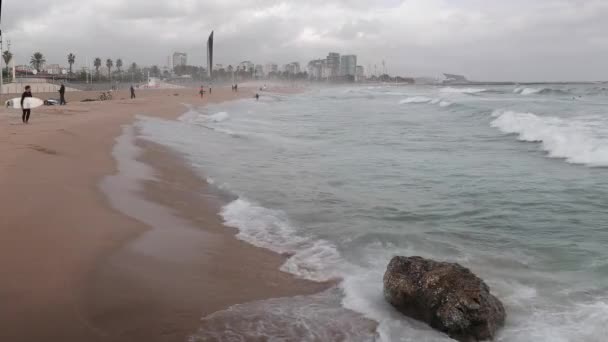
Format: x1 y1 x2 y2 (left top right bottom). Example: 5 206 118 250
2 0 608 81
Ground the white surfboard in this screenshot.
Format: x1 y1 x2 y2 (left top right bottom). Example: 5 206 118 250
5 97 45 109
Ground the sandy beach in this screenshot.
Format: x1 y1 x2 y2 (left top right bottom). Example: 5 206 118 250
0 86 328 342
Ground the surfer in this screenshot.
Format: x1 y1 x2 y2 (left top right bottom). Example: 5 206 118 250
21 86 33 124
59 83 66 105
130 85 136 99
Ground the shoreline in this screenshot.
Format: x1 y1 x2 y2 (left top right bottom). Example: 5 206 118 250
0 86 333 341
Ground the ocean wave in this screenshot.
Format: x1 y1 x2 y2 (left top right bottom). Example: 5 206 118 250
399 96 453 107
208 111 230 122
491 110 608 166
440 87 487 94
220 198 342 281
513 87 570 96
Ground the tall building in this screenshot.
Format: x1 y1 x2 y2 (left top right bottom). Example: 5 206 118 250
238 61 254 72
326 52 340 79
340 55 357 77
172 52 187 69
283 62 301 75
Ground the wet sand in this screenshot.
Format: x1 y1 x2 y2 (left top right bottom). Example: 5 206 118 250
0 86 328 342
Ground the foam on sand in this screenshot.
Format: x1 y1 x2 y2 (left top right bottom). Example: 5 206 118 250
491 110 608 166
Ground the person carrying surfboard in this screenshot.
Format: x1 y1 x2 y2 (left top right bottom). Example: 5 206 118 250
21 86 33 124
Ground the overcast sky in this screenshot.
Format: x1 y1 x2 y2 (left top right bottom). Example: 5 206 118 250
2 0 608 81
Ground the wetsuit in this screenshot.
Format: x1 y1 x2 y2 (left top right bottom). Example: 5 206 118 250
59 85 66 105
21 91 32 123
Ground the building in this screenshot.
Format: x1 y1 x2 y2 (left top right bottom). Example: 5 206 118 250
172 52 187 69
46 64 66 75
325 52 340 79
238 61 254 72
265 63 278 76
356 65 365 80
254 64 264 78
283 62 300 75
442 73 469 84
340 55 357 78
307 59 324 80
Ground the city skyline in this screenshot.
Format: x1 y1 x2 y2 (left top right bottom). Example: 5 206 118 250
3 1 608 81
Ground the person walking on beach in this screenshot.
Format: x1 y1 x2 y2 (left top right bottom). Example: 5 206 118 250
59 83 66 105
255 93 260 101
21 86 33 124
235 84 238 92
130 85 136 99
200 85 205 98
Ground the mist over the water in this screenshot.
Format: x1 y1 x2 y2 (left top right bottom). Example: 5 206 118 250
134 84 608 341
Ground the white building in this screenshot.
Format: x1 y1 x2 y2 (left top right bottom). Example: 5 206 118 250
238 61 254 72
254 64 264 78
265 63 278 76
307 59 324 80
172 52 187 69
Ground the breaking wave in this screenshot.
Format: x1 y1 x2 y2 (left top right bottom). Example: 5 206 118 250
490 110 608 166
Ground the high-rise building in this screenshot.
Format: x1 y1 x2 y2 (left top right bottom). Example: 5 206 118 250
340 55 357 77
326 52 340 79
172 52 187 69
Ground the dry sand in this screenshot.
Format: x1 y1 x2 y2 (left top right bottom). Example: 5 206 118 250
0 87 328 342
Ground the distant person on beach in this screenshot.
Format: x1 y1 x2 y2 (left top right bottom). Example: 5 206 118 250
255 93 260 101
200 85 205 98
130 85 136 99
235 84 238 92
21 85 33 124
59 83 66 105
209 87 212 95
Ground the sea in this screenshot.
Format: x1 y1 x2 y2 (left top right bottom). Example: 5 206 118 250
134 84 608 341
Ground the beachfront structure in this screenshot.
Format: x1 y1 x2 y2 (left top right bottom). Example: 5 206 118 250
356 65 365 80
307 59 324 80
265 63 278 76
46 64 67 75
254 64 264 78
172 52 187 69
340 55 357 77
283 62 300 75
325 52 340 79
238 61 254 72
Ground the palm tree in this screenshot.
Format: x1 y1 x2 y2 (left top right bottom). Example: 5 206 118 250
116 58 123 80
106 58 113 80
30 52 46 72
3 50 13 79
94 57 102 79
67 53 76 75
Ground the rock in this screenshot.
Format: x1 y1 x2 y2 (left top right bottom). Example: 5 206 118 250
383 256 505 341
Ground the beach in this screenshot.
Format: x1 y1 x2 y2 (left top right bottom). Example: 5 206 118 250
0 86 329 342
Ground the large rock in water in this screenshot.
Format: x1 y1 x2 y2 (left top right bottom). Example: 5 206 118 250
383 256 506 341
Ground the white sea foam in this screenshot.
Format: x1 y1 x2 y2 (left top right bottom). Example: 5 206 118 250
440 87 487 94
399 96 434 104
208 111 230 122
491 110 608 166
220 198 342 281
399 97 452 107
